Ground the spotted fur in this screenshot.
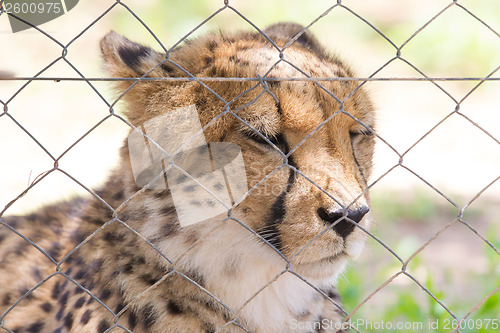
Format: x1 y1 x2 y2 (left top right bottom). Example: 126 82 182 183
0 23 375 332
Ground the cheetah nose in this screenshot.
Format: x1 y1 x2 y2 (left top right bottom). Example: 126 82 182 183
317 206 369 239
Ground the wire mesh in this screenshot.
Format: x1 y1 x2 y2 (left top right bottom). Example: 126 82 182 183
0 1 499 332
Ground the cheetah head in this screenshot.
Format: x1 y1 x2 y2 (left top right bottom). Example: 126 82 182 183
100 23 375 280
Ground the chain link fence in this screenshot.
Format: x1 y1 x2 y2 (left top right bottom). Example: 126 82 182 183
1 1 499 332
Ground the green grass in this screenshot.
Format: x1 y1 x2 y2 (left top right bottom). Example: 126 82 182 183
338 192 500 332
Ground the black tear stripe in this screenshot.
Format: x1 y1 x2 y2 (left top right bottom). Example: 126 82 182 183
352 154 367 186
350 132 372 185
118 45 151 70
258 138 297 253
264 192 286 251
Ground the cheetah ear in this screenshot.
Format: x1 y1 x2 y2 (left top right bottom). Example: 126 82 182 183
263 22 326 58
100 32 176 124
100 31 167 80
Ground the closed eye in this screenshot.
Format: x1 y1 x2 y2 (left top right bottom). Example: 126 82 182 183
349 129 374 139
245 131 283 145
243 130 286 148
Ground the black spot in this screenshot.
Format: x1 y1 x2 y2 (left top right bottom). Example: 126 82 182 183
184 269 205 287
98 319 111 333
70 230 86 244
27 321 44 333
80 309 92 325
267 80 280 88
204 325 216 333
53 327 63 333
4 216 20 227
195 97 207 109
208 66 217 77
134 256 146 271
208 41 218 51
122 261 134 274
56 306 64 321
141 273 158 286
118 45 151 70
119 211 130 221
40 301 53 313
64 313 74 329
166 300 183 315
95 188 106 198
185 230 200 243
88 259 104 272
221 35 236 43
14 241 28 255
74 296 86 309
203 56 214 66
74 286 85 294
176 174 189 183
103 232 125 243
161 63 176 74
115 302 125 314
296 32 314 48
0 234 5 244
160 221 179 237
2 293 10 306
73 269 86 280
213 183 224 191
62 272 71 284
18 288 33 299
58 291 69 307
112 190 125 202
142 304 158 328
86 279 96 292
32 267 43 280
153 190 170 199
183 185 197 193
98 289 112 301
328 289 340 300
160 206 176 216
128 310 138 329
197 145 209 155
85 215 105 225
190 200 202 207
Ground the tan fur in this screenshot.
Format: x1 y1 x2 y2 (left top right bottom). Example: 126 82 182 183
0 23 375 332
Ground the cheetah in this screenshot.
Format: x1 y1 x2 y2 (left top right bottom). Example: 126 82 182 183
0 23 375 332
